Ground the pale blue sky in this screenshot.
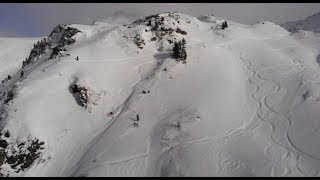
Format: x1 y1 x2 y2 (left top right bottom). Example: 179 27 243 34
1 3 320 37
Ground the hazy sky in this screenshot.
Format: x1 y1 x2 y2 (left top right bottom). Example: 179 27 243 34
1 3 320 37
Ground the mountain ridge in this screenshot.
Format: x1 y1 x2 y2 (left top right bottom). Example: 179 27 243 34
281 11 320 33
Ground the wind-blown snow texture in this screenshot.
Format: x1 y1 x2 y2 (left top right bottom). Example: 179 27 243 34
1 12 320 177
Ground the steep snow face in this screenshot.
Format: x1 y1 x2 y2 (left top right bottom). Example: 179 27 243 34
0 38 41 80
1 12 320 177
281 11 320 33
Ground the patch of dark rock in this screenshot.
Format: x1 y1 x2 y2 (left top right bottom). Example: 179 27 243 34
0 149 5 166
69 83 89 108
134 34 145 49
6 138 45 171
176 28 187 35
4 90 14 104
316 54 320 66
107 112 113 117
4 131 9 138
141 90 151 94
133 122 139 128
302 91 311 101
0 140 8 149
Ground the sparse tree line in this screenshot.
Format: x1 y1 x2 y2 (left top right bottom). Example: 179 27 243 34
0 86 16 105
22 38 51 68
1 75 11 84
21 24 81 69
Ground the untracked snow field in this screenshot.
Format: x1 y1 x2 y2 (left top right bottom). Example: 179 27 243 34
1 13 320 177
0 37 42 80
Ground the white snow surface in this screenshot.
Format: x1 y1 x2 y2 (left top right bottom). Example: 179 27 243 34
0 37 42 80
2 13 320 176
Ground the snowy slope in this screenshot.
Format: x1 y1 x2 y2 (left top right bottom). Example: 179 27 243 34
0 37 42 80
1 13 320 177
281 11 320 33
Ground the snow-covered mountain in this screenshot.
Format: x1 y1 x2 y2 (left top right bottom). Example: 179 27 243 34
1 12 320 177
281 11 320 33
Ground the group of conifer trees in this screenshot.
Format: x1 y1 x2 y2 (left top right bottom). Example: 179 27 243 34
172 38 187 63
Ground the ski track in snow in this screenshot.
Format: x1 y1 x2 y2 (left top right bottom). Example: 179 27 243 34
155 34 295 152
239 44 320 176
97 137 150 167
257 63 320 163
71 51 170 176
240 53 302 176
215 33 289 47
175 35 301 151
75 33 320 177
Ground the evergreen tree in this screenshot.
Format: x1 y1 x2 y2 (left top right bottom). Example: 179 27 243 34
172 39 187 62
222 21 228 29
173 41 180 59
181 38 187 61
178 41 182 58
26 57 30 65
20 71 24 78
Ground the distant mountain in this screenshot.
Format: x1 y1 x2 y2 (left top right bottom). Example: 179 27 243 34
281 11 320 33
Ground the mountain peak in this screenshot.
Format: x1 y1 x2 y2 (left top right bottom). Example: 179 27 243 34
281 11 320 33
